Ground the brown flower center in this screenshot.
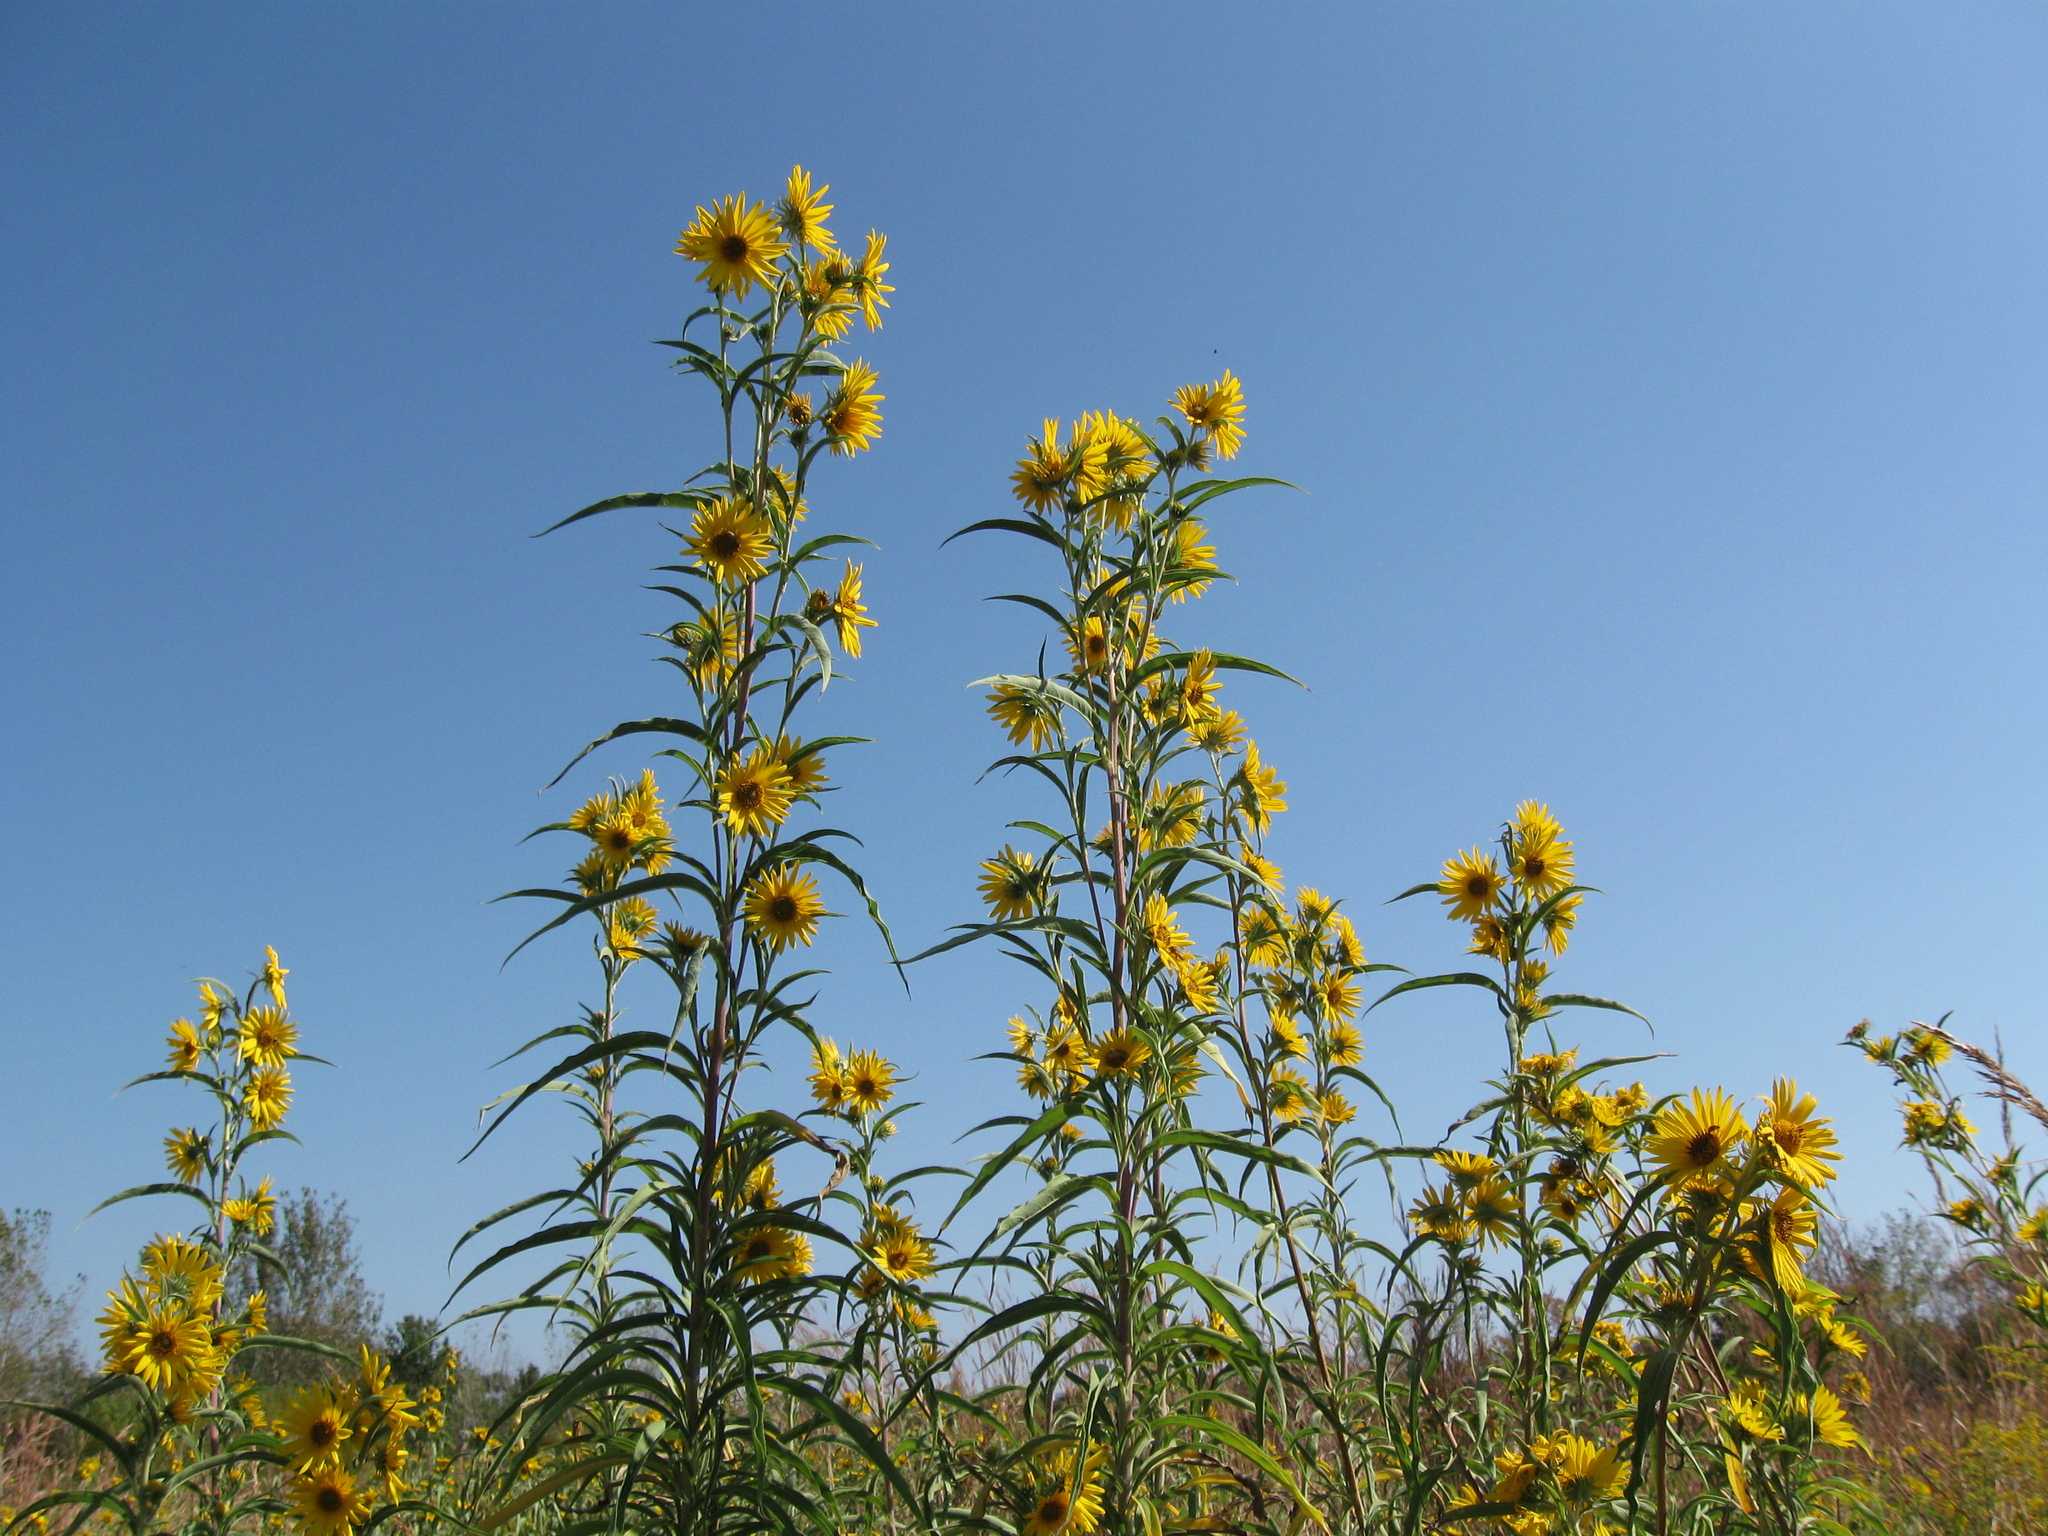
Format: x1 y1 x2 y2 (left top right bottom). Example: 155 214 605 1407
732 783 763 811
719 235 749 263
710 531 742 560
1687 1131 1725 1167
317 1488 344 1515
768 897 798 924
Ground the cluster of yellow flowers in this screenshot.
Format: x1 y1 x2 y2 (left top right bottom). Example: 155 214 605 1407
856 1202 937 1292
1448 1431 1628 1532
1020 1442 1107 1536
808 1038 897 1118
1243 884 1368 1130
97 1236 262 1413
1439 801 1580 964
164 950 298 1136
273 1346 420 1534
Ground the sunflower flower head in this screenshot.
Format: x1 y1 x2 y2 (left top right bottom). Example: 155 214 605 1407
732 1225 813 1286
743 865 828 953
1024 1444 1106 1536
714 749 796 839
687 496 776 585
1439 848 1505 923
1170 371 1246 460
978 846 1046 922
843 1049 896 1115
1647 1087 1746 1190
676 194 787 298
805 560 878 656
824 360 883 455
1750 1078 1841 1188
775 165 835 251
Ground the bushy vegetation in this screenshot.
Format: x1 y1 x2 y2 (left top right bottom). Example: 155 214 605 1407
7 171 2045 1536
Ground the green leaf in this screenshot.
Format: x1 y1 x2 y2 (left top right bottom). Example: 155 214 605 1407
543 717 709 789
1366 972 1506 1012
535 491 711 537
992 1173 1096 1239
1543 993 1654 1031
940 1102 1075 1233
942 517 1066 551
84 1182 213 1221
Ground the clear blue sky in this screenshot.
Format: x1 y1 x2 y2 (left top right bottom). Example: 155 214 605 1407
5 3 2046 1351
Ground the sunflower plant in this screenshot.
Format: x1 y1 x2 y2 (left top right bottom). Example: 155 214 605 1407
1850 1018 2048 1335
459 168 911 1536
4 953 404 1536
900 375 1351 1536
1370 818 1868 1534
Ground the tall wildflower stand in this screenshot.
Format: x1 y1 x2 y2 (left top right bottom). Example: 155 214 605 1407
466 169 907 1536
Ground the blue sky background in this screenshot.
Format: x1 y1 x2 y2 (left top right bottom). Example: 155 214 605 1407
5 3 2047 1354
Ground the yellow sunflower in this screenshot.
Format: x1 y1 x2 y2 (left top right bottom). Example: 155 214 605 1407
1553 1435 1626 1504
850 229 892 330
808 1038 850 1113
164 1128 210 1184
1541 892 1581 954
714 750 795 838
1319 1089 1357 1126
1041 1027 1090 1087
605 895 660 956
1435 1149 1496 1190
977 846 1045 922
1239 846 1283 891
1233 742 1287 833
1724 1380 1783 1442
166 1018 203 1072
111 1299 217 1395
1467 1175 1517 1246
743 864 827 952
260 945 290 1004
800 560 875 658
139 1233 222 1306
1090 1028 1151 1079
732 1225 813 1285
1188 708 1248 754
1137 781 1205 852
1508 801 1575 899
587 810 643 868
1750 1079 1841 1188
1438 848 1505 922
1798 1385 1862 1448
671 610 744 684
987 682 1061 750
865 1223 936 1284
1647 1087 1746 1188
290 1466 370 1536
1167 519 1218 602
1321 971 1362 1021
1011 419 1074 512
1024 1445 1106 1536
1239 905 1288 966
279 1382 357 1472
220 1176 276 1236
824 360 883 455
844 1049 896 1114
775 165 835 250
1170 370 1246 460
1408 1184 1472 1244
243 1066 293 1130
766 735 829 796
1269 1064 1313 1125
238 1005 298 1067
1746 1188 1818 1292
675 195 787 298
686 496 775 585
